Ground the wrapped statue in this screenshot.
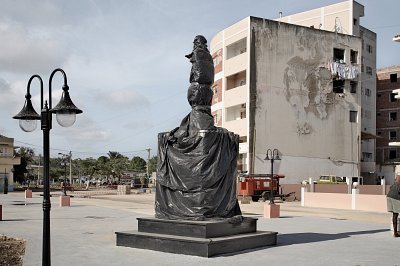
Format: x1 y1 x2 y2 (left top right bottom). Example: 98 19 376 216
155 35 242 221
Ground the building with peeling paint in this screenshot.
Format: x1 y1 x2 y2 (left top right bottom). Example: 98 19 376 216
376 66 400 184
210 1 375 184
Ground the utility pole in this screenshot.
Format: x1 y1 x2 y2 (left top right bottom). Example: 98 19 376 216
146 148 151 178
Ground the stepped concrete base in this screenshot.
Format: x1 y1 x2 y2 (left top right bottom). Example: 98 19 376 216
115 217 277 257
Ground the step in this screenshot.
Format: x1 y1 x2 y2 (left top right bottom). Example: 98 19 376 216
137 217 257 238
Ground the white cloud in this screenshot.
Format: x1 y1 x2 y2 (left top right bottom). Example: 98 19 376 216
0 21 68 74
95 89 149 109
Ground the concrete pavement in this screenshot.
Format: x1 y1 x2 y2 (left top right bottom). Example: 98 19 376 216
0 191 399 266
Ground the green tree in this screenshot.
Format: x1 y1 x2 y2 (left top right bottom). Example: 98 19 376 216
13 147 35 184
148 156 157 174
130 156 146 172
107 151 123 159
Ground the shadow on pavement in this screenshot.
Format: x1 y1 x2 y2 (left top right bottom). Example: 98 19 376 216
278 229 390 246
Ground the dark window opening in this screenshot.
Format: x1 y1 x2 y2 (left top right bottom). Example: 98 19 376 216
390 73 398 83
350 111 357 123
390 93 397 102
366 66 372 75
377 112 381 116
377 131 382 136
333 79 345 93
389 150 397 159
377 93 382 97
333 48 345 62
350 81 357 93
390 112 397 121
350 50 358 64
353 18 358 26
390 131 397 140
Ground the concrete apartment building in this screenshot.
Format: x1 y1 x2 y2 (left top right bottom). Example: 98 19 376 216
376 66 400 184
210 0 376 184
0 135 20 192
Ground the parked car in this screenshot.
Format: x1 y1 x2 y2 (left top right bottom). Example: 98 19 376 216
302 175 346 184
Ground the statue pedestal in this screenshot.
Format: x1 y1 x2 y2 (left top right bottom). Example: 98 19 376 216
115 217 277 257
264 203 280 219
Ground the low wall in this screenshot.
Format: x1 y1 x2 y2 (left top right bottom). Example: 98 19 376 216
314 184 348 193
302 190 387 213
355 194 387 213
358 185 383 195
280 184 301 200
304 192 352 210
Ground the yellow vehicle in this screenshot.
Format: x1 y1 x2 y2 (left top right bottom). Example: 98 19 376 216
314 175 346 184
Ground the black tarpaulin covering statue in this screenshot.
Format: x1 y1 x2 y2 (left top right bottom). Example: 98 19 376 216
155 35 242 221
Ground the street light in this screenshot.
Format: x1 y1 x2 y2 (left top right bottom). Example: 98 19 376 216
265 149 281 204
13 68 82 266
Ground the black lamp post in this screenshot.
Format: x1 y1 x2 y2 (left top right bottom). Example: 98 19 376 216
265 149 281 204
13 68 82 266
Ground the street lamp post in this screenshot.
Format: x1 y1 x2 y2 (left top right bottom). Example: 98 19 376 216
265 149 281 205
13 68 82 266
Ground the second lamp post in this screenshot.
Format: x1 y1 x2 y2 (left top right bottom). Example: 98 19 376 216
265 149 281 204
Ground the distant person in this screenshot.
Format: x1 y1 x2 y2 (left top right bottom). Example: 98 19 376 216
387 175 400 237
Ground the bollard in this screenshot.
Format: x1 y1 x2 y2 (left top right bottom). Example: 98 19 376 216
59 195 71 207
25 189 32 198
351 188 359 210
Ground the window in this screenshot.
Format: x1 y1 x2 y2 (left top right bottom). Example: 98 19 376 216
212 86 218 95
390 73 398 83
390 112 397 121
377 112 381 116
333 48 345 62
350 50 358 64
353 18 358 26
213 56 219 66
364 88 371 96
377 93 382 97
366 66 372 75
350 111 357 123
390 93 397 102
389 149 397 159
213 113 218 124
366 44 373 53
333 79 344 93
350 81 357 93
377 131 382 136
390 131 397 140
226 38 247 60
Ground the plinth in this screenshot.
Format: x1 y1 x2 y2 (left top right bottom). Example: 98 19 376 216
115 217 277 257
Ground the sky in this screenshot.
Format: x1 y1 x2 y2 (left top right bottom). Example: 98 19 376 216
0 0 399 160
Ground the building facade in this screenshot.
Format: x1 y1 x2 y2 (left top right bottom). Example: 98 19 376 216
210 15 362 184
376 66 400 184
277 0 377 181
0 135 20 191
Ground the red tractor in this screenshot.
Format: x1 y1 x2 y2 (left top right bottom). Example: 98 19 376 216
238 173 286 202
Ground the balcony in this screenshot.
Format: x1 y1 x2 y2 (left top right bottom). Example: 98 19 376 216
224 52 247 77
224 118 247 137
224 85 247 108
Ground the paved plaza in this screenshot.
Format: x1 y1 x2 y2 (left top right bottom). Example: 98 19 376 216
0 191 399 266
